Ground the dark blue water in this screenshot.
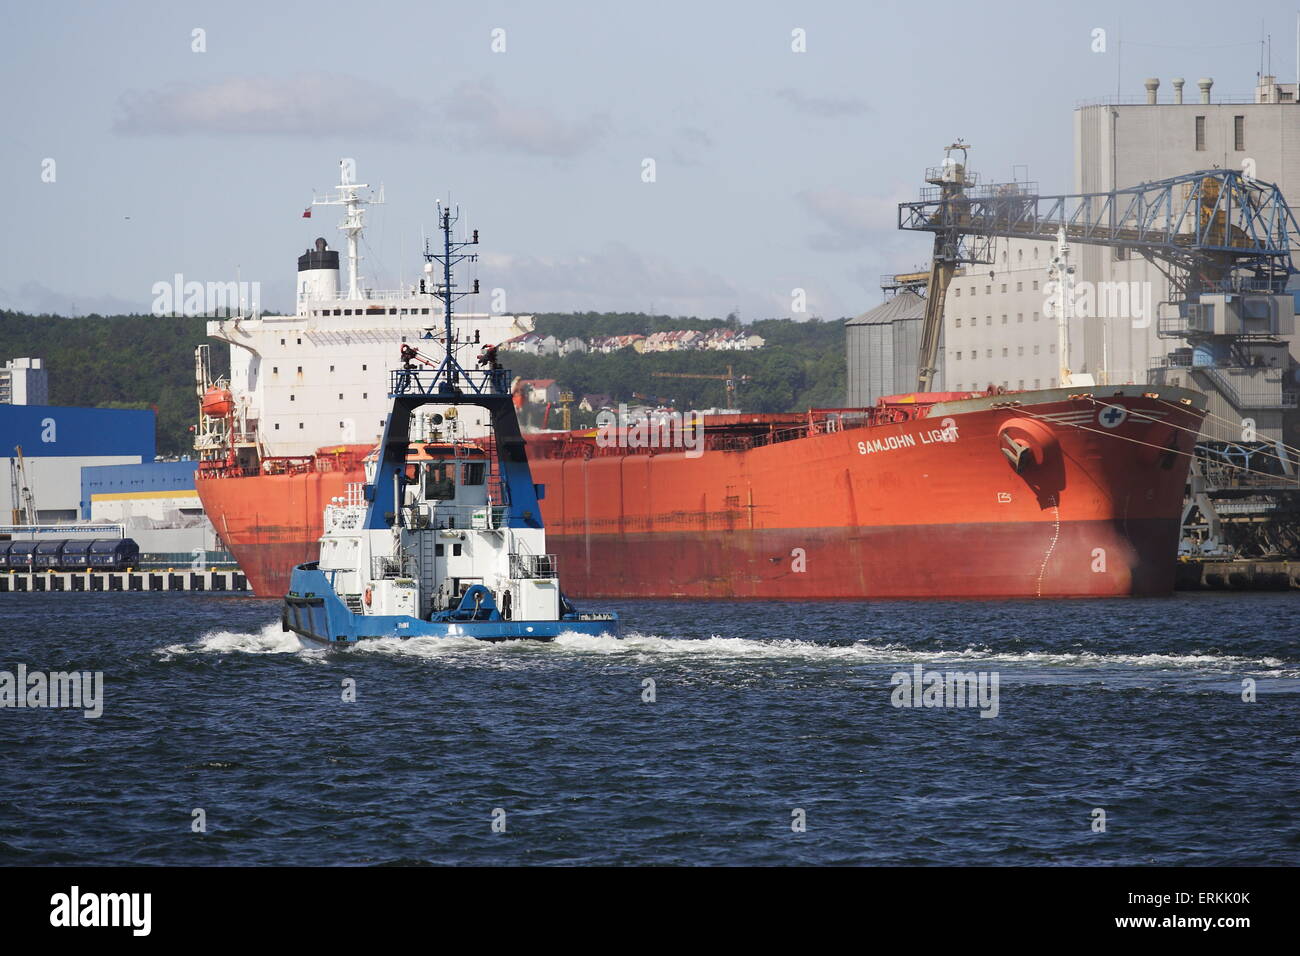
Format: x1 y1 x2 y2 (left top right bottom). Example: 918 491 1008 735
0 592 1296 865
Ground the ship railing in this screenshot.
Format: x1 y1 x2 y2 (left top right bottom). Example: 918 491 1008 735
196 460 261 479
345 482 365 507
404 503 504 530
258 455 317 476
371 553 415 579
296 288 434 305
510 553 558 579
389 367 511 397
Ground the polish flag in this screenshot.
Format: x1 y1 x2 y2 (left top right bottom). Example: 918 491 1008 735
302 207 312 218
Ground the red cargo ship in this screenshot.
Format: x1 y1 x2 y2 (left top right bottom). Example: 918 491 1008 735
197 384 1206 599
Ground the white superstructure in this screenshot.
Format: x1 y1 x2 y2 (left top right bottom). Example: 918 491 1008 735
317 415 558 622
202 162 534 460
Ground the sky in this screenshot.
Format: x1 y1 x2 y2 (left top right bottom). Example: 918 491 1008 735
2 0 1298 321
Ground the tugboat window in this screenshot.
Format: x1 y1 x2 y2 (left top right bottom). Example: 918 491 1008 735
462 462 486 485
423 463 456 500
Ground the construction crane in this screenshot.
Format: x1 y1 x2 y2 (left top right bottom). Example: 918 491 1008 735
541 390 575 431
9 445 37 524
651 365 751 409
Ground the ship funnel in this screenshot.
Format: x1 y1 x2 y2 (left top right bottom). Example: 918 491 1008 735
1144 77 1160 104
297 237 340 306
1172 77 1185 104
1198 77 1213 103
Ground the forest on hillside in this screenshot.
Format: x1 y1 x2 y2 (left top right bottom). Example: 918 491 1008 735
0 310 847 451
0 311 225 456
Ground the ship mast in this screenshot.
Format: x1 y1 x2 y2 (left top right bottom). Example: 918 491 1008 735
421 201 481 387
312 160 385 299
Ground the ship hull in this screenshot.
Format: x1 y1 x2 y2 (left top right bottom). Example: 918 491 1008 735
197 388 1204 600
197 468 356 598
283 565 620 643
538 519 1179 599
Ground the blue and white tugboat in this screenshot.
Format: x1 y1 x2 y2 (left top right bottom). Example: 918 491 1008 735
282 204 619 645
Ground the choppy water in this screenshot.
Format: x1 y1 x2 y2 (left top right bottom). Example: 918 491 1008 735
1 592 1296 865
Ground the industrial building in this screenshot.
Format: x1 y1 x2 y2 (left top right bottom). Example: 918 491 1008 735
2 402 155 523
845 288 943 405
1074 75 1300 393
855 71 1300 433
2 355 224 563
931 72 1300 442
80 460 222 557
0 357 49 405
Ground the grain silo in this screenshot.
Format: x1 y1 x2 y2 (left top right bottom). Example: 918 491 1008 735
845 289 942 406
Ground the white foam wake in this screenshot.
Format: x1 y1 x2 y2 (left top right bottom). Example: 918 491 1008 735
156 622 1296 677
547 633 1293 675
158 622 308 659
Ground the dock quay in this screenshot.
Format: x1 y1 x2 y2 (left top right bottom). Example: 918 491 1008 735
1175 559 1300 591
1 568 247 593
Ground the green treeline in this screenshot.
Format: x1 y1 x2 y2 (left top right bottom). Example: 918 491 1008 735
0 311 226 456
0 309 846 452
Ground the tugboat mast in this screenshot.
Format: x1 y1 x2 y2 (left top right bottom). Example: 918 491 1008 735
422 201 481 388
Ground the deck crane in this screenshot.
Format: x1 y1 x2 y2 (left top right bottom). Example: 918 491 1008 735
651 365 751 409
898 147 1300 556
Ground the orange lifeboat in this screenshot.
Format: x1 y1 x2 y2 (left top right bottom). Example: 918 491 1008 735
202 387 234 417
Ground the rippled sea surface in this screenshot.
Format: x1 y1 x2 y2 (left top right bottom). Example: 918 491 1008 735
1 592 1296 865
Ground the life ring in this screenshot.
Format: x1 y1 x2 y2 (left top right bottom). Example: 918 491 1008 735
363 587 373 607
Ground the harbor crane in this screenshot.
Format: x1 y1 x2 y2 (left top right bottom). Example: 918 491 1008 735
900 146 1300 393
9 446 37 524
652 365 751 409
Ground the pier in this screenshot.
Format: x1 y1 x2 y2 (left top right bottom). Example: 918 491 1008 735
1175 559 1300 591
1 568 248 593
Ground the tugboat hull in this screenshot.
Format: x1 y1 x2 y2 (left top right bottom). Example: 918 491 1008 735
282 565 619 645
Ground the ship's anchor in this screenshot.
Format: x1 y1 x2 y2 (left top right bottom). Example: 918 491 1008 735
997 418 1058 475
1001 434 1034 474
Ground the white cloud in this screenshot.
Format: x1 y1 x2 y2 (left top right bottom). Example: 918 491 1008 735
113 73 610 159
773 88 870 118
443 79 610 158
113 72 420 138
481 242 741 317
798 187 909 251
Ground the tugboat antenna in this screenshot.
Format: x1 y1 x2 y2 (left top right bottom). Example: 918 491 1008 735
421 199 480 388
